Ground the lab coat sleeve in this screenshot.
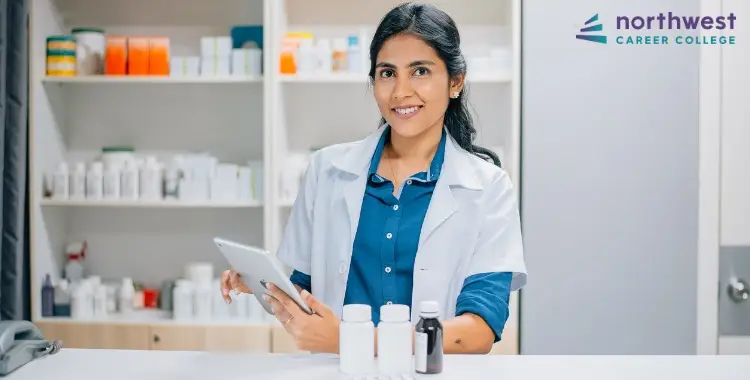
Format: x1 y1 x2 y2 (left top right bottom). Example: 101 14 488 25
276 156 318 275
466 171 527 292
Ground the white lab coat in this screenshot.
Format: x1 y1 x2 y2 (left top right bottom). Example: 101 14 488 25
277 125 527 323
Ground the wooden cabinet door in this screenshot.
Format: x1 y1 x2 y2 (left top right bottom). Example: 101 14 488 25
271 324 308 354
37 321 150 350
149 325 207 351
204 324 271 352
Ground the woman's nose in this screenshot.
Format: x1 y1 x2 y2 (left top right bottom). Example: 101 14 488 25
392 76 415 100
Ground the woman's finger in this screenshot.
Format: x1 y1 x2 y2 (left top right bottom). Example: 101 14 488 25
266 294 293 328
301 290 333 318
220 270 232 303
267 283 305 318
229 271 250 294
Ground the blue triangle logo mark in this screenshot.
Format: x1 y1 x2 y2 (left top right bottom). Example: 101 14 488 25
576 13 607 44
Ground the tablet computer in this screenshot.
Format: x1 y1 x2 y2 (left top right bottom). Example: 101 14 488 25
213 237 313 315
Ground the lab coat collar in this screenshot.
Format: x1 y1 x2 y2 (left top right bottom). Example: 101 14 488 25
330 124 483 190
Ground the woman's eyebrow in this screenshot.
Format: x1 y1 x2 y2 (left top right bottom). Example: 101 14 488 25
375 60 437 69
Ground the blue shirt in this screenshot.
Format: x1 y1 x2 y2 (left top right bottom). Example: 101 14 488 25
290 127 513 342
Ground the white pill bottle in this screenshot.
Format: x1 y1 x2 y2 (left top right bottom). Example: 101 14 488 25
339 304 375 376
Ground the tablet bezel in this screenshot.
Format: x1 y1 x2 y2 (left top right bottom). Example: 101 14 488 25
214 237 313 316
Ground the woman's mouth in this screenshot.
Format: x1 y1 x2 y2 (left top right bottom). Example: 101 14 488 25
392 105 423 119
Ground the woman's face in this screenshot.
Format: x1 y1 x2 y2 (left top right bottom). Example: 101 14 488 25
373 33 464 139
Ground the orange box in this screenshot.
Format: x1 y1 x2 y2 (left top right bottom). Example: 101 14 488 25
127 37 150 75
148 37 170 76
105 36 128 76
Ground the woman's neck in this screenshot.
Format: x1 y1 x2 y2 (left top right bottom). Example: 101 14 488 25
387 124 443 161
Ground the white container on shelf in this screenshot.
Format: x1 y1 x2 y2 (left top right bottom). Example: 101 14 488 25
186 262 213 286
317 39 333 74
71 281 93 319
172 279 194 320
201 57 231 77
194 282 212 320
93 284 108 317
120 159 139 200
70 162 86 200
170 56 200 77
86 162 103 200
53 162 69 199
72 27 105 75
201 36 232 58
247 295 265 322
118 277 135 314
103 163 121 200
139 156 162 201
238 166 252 201
212 279 231 319
233 291 249 319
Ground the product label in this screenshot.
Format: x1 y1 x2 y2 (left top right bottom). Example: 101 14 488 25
415 332 427 372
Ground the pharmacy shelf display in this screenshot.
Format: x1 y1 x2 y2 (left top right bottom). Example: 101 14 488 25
29 0 520 355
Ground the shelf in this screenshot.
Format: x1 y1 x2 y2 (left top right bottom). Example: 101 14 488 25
42 76 263 85
40 199 263 208
279 72 511 84
36 309 272 327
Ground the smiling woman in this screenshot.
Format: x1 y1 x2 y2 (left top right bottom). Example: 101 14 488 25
221 2 527 356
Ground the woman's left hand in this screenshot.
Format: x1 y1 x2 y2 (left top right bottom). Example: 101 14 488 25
264 283 341 354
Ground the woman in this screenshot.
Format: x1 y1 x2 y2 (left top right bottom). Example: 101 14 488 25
221 2 527 355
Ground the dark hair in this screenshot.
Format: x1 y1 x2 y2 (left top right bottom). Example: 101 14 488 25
368 2 501 167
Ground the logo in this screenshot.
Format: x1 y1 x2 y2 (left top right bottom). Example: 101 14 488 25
576 14 607 44
575 12 737 45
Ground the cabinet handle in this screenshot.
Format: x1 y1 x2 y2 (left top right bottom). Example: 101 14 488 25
153 334 161 343
727 278 749 303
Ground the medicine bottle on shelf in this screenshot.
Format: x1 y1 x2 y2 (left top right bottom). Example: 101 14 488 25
332 38 348 73
377 304 413 376
415 300 443 374
71 162 86 200
339 304 374 376
86 162 104 200
53 162 69 199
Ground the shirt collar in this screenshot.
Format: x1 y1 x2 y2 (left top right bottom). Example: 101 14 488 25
367 126 447 182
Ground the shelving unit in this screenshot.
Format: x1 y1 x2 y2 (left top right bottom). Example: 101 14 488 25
29 0 521 355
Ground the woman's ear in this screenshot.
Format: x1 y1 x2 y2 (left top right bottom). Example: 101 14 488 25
450 73 466 98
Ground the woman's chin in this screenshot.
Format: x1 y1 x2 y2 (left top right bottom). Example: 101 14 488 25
387 123 427 139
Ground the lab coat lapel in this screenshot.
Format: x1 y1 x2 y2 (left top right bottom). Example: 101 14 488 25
418 135 483 248
331 126 388 250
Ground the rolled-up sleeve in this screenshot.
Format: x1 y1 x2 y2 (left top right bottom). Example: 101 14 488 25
457 170 527 342
455 272 512 342
289 270 312 293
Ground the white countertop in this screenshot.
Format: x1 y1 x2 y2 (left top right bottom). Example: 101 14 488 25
8 349 750 380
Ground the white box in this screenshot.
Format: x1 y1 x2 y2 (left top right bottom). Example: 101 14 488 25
201 57 231 77
231 48 262 77
201 36 232 58
170 56 200 77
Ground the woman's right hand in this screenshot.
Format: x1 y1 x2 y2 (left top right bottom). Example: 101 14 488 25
220 269 252 304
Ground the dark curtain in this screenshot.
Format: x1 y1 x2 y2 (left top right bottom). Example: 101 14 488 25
0 0 30 321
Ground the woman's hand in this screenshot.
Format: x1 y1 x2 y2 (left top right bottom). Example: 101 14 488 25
220 269 252 304
265 283 341 354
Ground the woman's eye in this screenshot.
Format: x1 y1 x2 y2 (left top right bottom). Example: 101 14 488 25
379 70 394 78
414 67 429 76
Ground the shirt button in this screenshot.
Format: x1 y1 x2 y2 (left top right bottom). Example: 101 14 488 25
385 266 392 273
406 180 413 185
386 232 393 239
393 205 399 211
386 301 393 305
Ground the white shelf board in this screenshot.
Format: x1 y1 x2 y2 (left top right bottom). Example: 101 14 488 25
279 72 512 84
40 199 263 208
42 76 263 84
36 309 271 327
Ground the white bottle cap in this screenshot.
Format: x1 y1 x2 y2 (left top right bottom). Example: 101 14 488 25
380 304 410 323
419 301 440 317
342 304 371 322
